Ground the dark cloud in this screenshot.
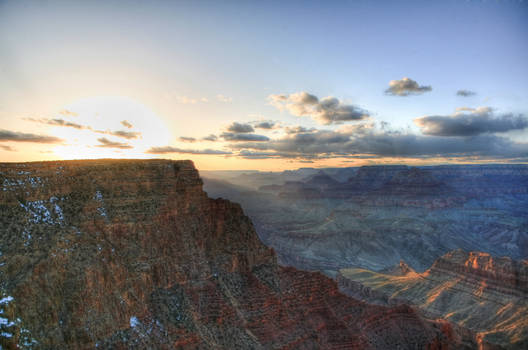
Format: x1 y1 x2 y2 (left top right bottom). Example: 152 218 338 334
95 137 133 149
238 150 298 159
415 107 528 136
284 126 316 134
385 77 432 96
456 89 476 97
269 91 370 125
202 134 218 141
0 145 15 151
146 146 231 155
226 122 254 133
228 125 528 161
179 137 197 143
254 121 276 129
221 132 270 142
121 120 133 128
0 130 62 143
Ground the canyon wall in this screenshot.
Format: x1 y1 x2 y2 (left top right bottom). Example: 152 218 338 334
338 250 528 349
0 159 489 349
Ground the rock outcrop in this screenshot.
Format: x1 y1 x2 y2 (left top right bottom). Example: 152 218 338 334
203 164 528 274
338 250 528 349
0 159 488 349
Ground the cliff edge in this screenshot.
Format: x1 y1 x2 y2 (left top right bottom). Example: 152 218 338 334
0 159 492 349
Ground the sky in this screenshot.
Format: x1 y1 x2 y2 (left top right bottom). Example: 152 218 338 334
1 0 527 170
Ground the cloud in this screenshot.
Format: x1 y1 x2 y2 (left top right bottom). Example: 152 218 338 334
456 89 476 97
95 137 133 149
46 118 86 129
146 146 231 155
415 107 528 136
26 118 140 139
227 124 528 161
202 134 218 141
385 77 432 96
221 132 270 142
284 126 316 134
121 120 133 128
230 129 354 158
219 122 269 141
96 130 141 139
254 121 277 129
179 137 197 143
58 109 78 117
217 94 232 103
26 117 88 129
0 130 62 143
238 150 298 159
0 145 15 151
226 122 254 133
269 91 370 124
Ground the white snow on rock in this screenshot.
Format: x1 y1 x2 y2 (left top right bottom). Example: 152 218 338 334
129 316 140 328
94 190 104 202
19 200 53 224
2 175 44 192
0 296 13 305
94 191 108 217
18 197 66 225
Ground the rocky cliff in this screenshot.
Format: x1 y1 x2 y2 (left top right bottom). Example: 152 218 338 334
203 164 528 274
0 159 488 349
338 250 528 349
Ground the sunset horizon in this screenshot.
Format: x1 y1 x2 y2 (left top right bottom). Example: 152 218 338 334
1 2 527 348
1 0 527 170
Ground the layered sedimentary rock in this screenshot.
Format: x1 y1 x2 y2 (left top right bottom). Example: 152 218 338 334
0 159 489 349
203 164 528 273
338 250 528 349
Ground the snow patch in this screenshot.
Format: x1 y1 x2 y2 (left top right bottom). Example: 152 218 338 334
2 175 44 191
0 317 15 327
19 200 53 224
18 197 66 225
94 190 108 217
0 297 13 305
129 316 140 328
94 190 104 202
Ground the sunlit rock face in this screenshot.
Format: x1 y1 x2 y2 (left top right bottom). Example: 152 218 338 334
203 164 528 274
338 250 528 349
0 159 490 349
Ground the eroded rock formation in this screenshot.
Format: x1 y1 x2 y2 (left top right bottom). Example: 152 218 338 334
0 159 490 349
338 250 528 349
203 164 528 273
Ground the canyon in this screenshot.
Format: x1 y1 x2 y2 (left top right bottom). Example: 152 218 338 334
0 159 495 349
203 165 528 274
338 250 528 349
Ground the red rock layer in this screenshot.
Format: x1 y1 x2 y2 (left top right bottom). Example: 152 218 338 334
427 249 528 296
0 159 486 349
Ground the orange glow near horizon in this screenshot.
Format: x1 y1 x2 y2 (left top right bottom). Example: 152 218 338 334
1 95 526 170
48 96 171 160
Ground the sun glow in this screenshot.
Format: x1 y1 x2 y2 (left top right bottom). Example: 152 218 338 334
50 96 171 160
